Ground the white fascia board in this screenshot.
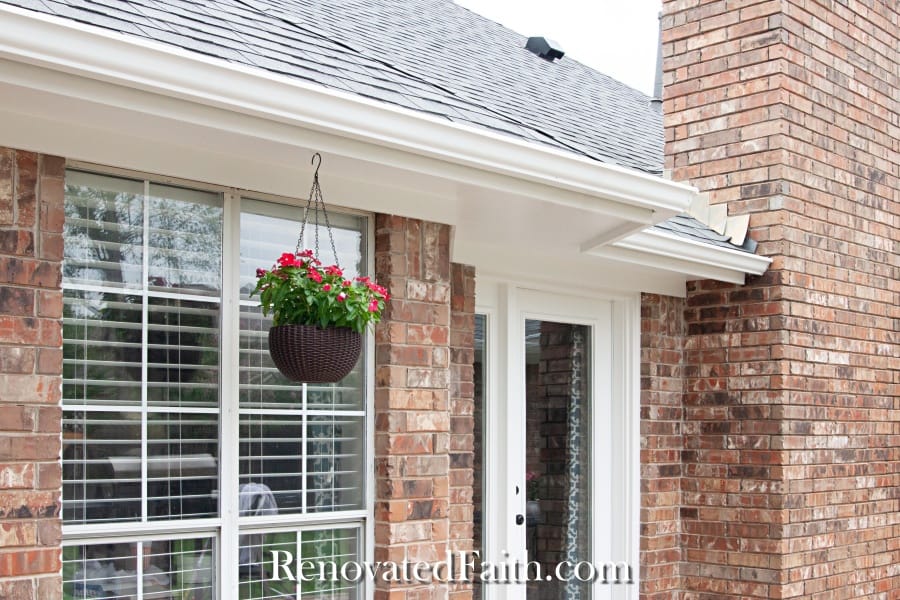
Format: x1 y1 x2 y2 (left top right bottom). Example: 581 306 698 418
0 4 696 220
594 228 772 284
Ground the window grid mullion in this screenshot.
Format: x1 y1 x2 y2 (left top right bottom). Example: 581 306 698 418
302 382 308 514
219 189 242 599
141 179 150 525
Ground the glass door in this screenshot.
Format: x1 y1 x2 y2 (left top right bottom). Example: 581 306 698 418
523 319 592 600
487 288 613 600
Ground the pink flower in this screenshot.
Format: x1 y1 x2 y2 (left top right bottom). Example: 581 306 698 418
342 280 352 287
368 299 379 312
322 283 332 292
256 268 268 278
298 249 314 258
325 265 343 277
337 292 347 302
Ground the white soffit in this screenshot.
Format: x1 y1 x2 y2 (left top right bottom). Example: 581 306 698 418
0 4 769 290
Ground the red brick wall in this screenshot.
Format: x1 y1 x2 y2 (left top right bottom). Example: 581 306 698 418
449 263 475 600
662 1 899 598
0 149 64 599
373 214 474 600
639 293 685 599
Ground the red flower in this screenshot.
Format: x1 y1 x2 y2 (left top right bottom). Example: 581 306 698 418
307 268 323 283
342 280 352 287
366 282 389 297
368 299 379 312
298 249 314 258
337 292 347 302
325 265 343 277
277 252 298 267
256 268 268 278
322 283 332 292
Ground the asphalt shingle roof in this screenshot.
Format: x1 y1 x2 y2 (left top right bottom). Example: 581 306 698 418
1 0 756 253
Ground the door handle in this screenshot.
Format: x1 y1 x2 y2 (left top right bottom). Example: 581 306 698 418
515 514 525 525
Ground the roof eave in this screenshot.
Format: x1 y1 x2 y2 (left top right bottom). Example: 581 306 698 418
588 229 773 285
0 3 695 220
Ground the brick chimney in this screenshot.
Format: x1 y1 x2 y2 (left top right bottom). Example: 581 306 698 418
659 1 899 598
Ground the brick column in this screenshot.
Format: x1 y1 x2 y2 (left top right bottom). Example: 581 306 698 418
639 293 684 599
0 149 64 599
448 264 475 600
374 214 473 599
662 1 899 597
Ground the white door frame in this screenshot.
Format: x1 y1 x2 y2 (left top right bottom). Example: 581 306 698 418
476 280 640 600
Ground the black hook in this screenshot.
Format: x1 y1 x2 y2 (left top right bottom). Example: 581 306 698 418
311 152 323 178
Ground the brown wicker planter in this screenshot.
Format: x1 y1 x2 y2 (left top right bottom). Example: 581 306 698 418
268 324 362 383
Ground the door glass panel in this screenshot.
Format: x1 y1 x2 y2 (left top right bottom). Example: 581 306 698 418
525 320 591 600
472 314 487 599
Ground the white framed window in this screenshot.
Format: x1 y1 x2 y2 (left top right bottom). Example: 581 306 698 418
61 168 373 600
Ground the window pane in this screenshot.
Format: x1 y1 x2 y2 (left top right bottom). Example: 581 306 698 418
63 290 143 408
239 200 364 301
63 410 142 524
64 171 144 289
238 197 367 519
307 415 365 513
238 527 361 600
298 527 361 599
63 171 223 526
63 536 216 600
240 415 304 513
147 412 219 520
147 183 223 295
239 304 304 411
147 297 220 409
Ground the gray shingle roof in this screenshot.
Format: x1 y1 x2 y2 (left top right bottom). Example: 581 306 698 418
3 0 663 173
1 0 757 254
654 214 759 253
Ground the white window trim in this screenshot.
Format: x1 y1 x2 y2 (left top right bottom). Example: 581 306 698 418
61 164 377 600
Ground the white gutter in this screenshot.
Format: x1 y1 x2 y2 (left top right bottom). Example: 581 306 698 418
591 229 773 284
0 3 696 219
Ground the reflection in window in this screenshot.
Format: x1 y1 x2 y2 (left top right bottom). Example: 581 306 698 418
63 537 215 600
472 314 486 600
237 199 367 521
62 172 369 599
63 175 222 526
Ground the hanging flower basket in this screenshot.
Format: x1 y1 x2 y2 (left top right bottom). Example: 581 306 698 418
268 324 362 383
250 153 389 383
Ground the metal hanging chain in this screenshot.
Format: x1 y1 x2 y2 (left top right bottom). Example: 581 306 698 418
295 153 341 269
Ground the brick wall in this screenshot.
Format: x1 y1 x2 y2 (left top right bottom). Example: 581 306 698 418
0 149 64 599
639 293 685 599
662 1 899 598
373 214 474 600
449 263 475 600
